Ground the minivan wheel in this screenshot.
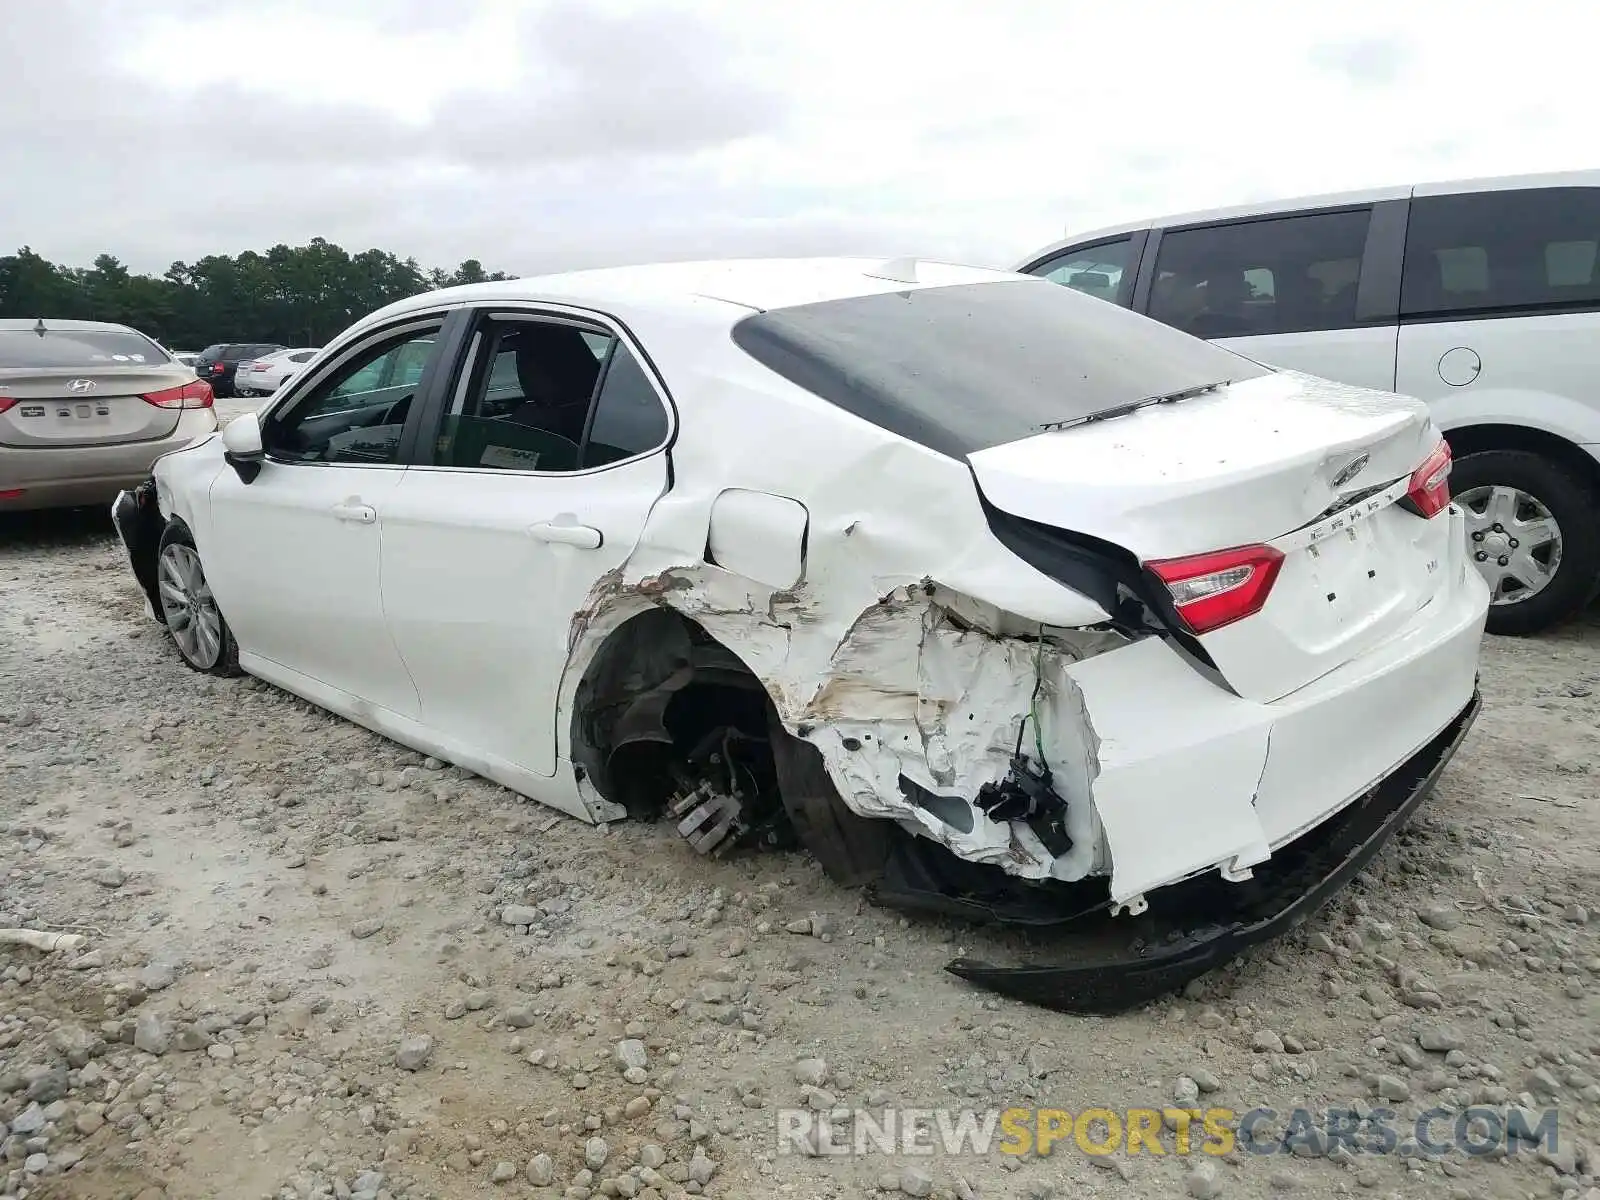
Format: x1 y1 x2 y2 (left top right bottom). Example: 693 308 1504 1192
155 523 241 676
1450 449 1600 636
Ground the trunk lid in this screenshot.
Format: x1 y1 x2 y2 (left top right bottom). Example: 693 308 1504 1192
0 366 185 448
969 370 1446 701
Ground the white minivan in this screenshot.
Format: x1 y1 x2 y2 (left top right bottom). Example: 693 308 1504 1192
1018 170 1600 635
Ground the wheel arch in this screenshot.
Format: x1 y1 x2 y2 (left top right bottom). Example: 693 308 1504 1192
1443 423 1600 493
564 601 782 813
562 597 892 882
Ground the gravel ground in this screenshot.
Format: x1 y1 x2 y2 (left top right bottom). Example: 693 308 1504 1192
3 439 1600 1200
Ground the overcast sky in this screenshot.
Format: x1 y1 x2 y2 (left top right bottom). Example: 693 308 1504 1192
2 0 1588 277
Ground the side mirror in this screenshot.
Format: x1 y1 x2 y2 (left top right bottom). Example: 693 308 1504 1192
222 413 265 484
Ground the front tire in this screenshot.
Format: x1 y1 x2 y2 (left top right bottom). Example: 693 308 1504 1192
155 523 241 676
1451 449 1600 636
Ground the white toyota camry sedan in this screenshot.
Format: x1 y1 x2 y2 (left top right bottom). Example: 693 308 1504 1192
111 257 1488 1011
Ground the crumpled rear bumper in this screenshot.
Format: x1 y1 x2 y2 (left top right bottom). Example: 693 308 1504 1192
937 688 1480 1013
111 478 166 622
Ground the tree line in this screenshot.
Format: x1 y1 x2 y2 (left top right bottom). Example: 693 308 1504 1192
0 239 516 351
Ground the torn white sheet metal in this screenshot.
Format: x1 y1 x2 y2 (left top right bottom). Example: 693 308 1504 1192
568 559 1124 878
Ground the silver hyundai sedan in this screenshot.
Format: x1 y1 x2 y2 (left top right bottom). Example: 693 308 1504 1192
0 318 218 511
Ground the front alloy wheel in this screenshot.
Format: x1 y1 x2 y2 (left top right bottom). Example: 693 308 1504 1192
155 525 241 675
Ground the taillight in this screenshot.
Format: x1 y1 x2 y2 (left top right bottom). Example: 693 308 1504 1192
1147 544 1284 635
0 394 15 414
211 362 224 374
141 380 214 410
1400 439 1452 519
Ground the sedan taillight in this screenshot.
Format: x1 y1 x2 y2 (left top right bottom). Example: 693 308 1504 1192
0 393 15 414
142 380 214 410
1400 439 1452 519
1147 544 1285 635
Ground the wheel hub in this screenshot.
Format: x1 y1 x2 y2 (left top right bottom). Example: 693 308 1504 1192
1456 484 1563 606
157 543 223 669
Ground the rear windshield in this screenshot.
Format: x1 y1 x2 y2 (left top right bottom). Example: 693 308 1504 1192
730 278 1273 458
0 329 170 370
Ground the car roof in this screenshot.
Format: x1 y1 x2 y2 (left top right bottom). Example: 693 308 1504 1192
0 317 142 334
1020 167 1600 266
363 257 1024 330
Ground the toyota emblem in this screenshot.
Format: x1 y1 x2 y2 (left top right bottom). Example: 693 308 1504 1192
1329 451 1369 490
66 378 96 394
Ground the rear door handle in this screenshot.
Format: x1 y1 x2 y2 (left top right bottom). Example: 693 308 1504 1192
331 502 376 524
528 520 602 549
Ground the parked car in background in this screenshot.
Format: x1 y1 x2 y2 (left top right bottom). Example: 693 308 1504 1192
234 347 321 397
1017 169 1600 636
170 350 199 368
110 259 1485 1011
194 342 285 398
0 318 215 511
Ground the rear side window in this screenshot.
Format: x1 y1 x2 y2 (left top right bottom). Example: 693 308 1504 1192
583 344 670 466
731 279 1272 460
431 318 667 473
0 328 169 368
1401 187 1600 318
1148 209 1372 338
1026 239 1135 306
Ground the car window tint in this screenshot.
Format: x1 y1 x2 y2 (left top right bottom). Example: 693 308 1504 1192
434 320 607 473
581 343 670 467
263 328 439 465
732 279 1272 461
289 351 315 363
0 328 167 368
1401 187 1600 318
1028 239 1133 305
1149 209 1371 338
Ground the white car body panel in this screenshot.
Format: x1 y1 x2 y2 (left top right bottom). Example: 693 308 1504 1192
379 456 671 781
138 258 1488 907
206 462 422 720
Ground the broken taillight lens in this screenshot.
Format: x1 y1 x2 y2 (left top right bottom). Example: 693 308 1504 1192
1147 544 1284 635
141 380 214 410
1400 439 1452 518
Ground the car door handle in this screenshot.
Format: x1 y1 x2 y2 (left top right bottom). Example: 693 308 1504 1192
527 520 602 549
331 502 376 524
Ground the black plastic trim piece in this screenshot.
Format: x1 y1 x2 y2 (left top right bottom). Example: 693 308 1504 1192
976 485 1217 669
1354 198 1409 324
398 308 474 466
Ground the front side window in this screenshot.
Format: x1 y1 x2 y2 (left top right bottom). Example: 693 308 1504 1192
1401 187 1600 318
1148 209 1372 338
431 317 668 473
263 326 441 465
1028 239 1134 305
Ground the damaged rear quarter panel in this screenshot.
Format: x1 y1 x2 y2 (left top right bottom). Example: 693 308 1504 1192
553 345 1132 881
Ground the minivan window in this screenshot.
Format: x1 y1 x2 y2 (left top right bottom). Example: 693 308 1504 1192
1028 239 1134 305
0 329 169 368
1400 187 1600 318
1148 209 1372 339
731 279 1272 460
